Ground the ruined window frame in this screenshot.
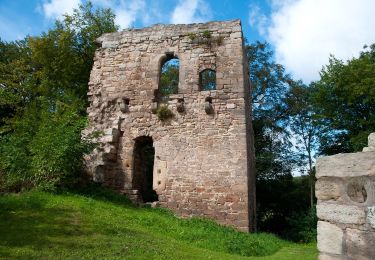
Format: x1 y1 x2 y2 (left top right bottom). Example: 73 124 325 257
199 69 216 91
156 54 180 104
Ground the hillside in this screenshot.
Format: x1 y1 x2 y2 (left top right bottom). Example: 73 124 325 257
0 188 317 259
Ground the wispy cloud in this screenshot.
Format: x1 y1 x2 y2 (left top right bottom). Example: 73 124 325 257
114 0 146 29
42 0 81 20
170 0 212 24
265 0 375 82
248 4 268 36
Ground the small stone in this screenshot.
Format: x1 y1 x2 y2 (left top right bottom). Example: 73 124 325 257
226 103 236 109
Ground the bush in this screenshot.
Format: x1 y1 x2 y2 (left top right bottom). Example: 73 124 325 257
0 99 92 192
285 207 317 243
156 105 173 121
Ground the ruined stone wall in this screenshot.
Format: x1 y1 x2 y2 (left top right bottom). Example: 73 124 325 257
84 20 255 232
316 133 375 259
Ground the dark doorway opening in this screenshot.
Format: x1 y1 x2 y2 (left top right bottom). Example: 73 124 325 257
132 136 158 202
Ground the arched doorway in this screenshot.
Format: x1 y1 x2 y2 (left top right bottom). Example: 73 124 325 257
132 136 158 202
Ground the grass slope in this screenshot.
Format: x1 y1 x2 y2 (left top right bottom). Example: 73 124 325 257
0 188 317 259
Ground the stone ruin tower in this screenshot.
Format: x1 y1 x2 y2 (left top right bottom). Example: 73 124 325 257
84 20 256 232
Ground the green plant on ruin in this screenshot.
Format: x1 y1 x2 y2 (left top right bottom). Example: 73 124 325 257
156 105 174 121
187 30 224 46
188 33 197 41
202 30 212 39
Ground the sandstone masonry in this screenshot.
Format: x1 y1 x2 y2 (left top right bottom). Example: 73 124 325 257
316 133 375 259
84 20 256 232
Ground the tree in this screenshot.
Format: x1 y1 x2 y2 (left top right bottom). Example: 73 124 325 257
311 44 375 154
285 82 320 208
247 41 295 180
0 2 118 191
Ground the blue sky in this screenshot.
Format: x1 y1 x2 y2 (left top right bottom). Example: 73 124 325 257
1 0 374 83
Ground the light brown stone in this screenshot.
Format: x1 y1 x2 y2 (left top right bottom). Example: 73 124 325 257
346 228 375 260
317 221 343 255
316 152 375 178
315 179 341 201
317 203 366 224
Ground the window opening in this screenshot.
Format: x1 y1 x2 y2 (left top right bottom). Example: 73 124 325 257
157 56 179 104
199 69 216 91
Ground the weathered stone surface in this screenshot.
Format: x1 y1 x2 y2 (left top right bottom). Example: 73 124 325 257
315 179 341 201
317 221 343 255
368 133 375 147
316 152 375 178
363 146 375 152
316 133 375 259
346 228 375 260
84 20 256 231
317 203 366 224
368 206 375 229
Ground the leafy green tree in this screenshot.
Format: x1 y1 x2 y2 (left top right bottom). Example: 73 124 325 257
311 44 375 154
284 82 320 208
247 41 295 180
0 2 118 191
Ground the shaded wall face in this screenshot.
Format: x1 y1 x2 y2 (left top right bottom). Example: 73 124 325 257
315 133 375 259
84 20 255 232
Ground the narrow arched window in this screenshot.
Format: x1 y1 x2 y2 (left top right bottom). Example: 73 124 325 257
199 69 216 91
157 56 179 104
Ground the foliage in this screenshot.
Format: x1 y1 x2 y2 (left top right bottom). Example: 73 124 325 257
247 41 317 238
247 41 295 181
257 175 312 240
0 190 318 259
158 59 179 103
156 105 174 120
0 2 118 192
284 82 321 208
311 44 375 154
285 207 317 243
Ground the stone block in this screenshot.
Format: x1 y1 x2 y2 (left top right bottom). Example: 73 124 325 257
317 221 343 255
316 152 375 178
346 228 375 260
317 203 366 224
316 179 341 201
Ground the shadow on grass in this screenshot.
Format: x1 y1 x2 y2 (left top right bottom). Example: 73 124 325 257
0 195 90 249
61 182 135 208
0 192 150 258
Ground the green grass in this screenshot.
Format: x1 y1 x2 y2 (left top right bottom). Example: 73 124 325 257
0 188 317 259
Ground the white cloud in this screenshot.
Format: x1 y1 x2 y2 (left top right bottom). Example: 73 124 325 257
114 0 150 29
42 0 81 20
249 4 268 36
171 0 212 24
265 0 375 83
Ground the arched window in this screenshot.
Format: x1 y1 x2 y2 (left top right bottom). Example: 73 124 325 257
199 69 216 91
157 55 179 104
